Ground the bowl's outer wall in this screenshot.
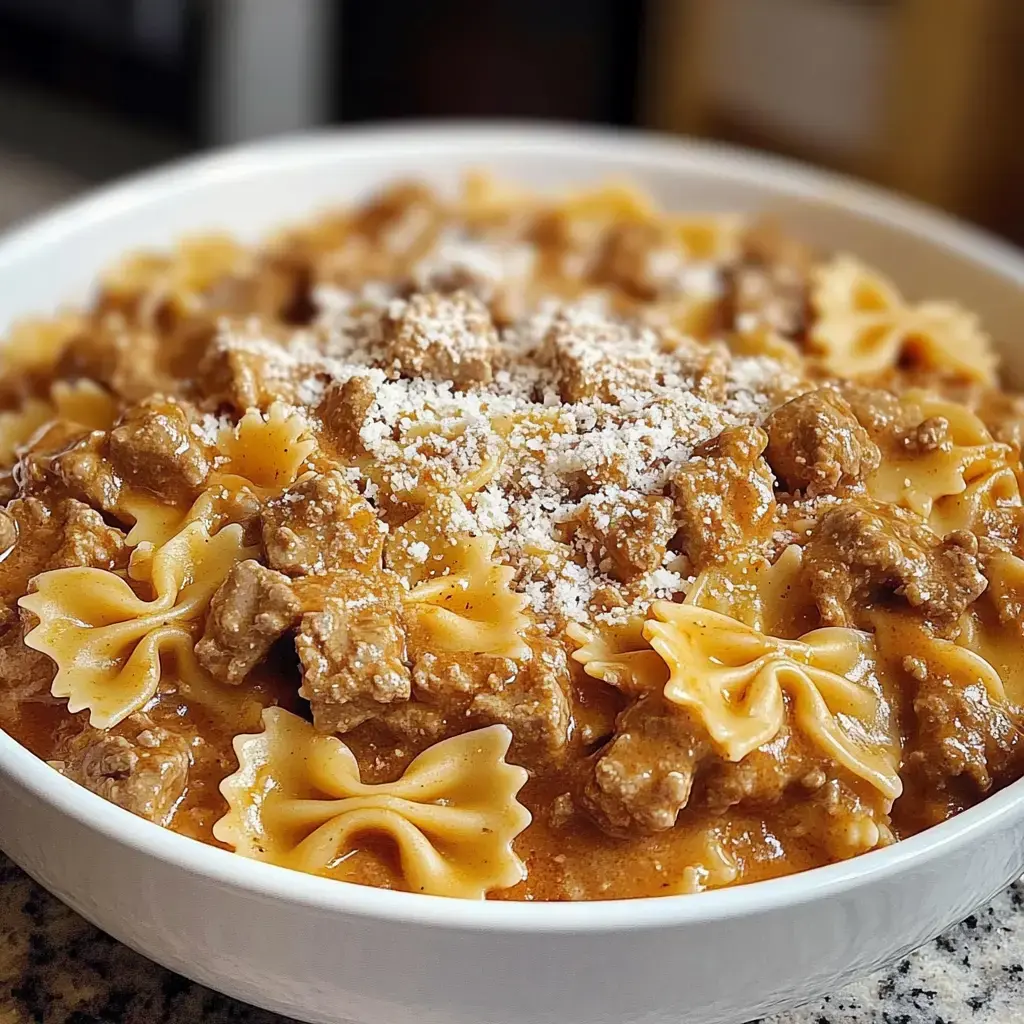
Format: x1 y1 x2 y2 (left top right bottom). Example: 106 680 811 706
1 126 1024 1024
4 759 1023 1024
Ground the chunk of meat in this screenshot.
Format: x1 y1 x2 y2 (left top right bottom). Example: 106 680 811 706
195 324 320 412
834 382 904 437
59 713 192 825
671 425 777 568
725 219 812 336
387 639 573 769
50 498 125 570
700 726 822 814
574 490 677 582
908 674 1019 791
295 572 411 733
835 382 961 461
0 616 56 715
589 221 664 300
583 694 711 835
1 497 124 586
763 388 881 497
468 638 573 767
541 308 663 404
802 500 987 628
262 469 385 577
407 234 533 324
48 430 123 514
355 181 442 258
0 506 16 555
195 560 301 685
56 323 176 403
107 398 212 503
379 291 496 387
318 374 377 458
203 250 316 325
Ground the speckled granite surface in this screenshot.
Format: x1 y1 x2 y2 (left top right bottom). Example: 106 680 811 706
0 854 1021 1024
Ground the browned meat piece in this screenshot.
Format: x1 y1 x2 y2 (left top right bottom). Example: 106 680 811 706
834 382 904 436
59 713 192 824
541 308 661 404
729 263 807 335
763 388 880 497
355 181 441 259
589 221 664 300
700 726 821 814
1 497 124 583
903 659 1022 793
389 638 573 769
836 382 955 459
1 497 125 716
802 499 987 628
671 425 777 568
582 694 711 835
318 374 376 458
49 431 123 514
56 324 176 403
107 399 212 504
0 617 56 715
195 323 318 412
262 469 385 577
379 291 496 387
0 506 16 555
574 491 677 582
50 498 125 570
295 572 411 733
195 560 301 685
725 219 812 336
195 344 265 411
468 638 573 767
374 703 449 748
202 250 315 325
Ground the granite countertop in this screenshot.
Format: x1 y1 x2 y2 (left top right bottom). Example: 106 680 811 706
0 854 1021 1024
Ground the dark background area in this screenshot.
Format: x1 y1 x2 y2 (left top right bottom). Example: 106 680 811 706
0 0 1020 242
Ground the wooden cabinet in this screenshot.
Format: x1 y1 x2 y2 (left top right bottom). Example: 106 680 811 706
642 0 1022 239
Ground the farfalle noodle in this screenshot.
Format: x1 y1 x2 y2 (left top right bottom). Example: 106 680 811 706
0 380 117 464
404 534 531 660
0 314 84 372
214 708 531 898
103 233 250 317
867 391 1013 521
952 550 1024 704
20 521 254 728
385 492 478 586
125 402 313 548
644 602 902 800
217 402 317 490
0 400 52 464
810 255 997 382
567 616 668 696
684 544 814 638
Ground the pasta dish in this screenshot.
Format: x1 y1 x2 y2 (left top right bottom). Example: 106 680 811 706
1 175 1022 900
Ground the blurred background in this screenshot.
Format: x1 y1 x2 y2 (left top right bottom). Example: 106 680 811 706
0 0 1021 241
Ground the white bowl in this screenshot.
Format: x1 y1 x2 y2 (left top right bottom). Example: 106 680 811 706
2 124 1024 1024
